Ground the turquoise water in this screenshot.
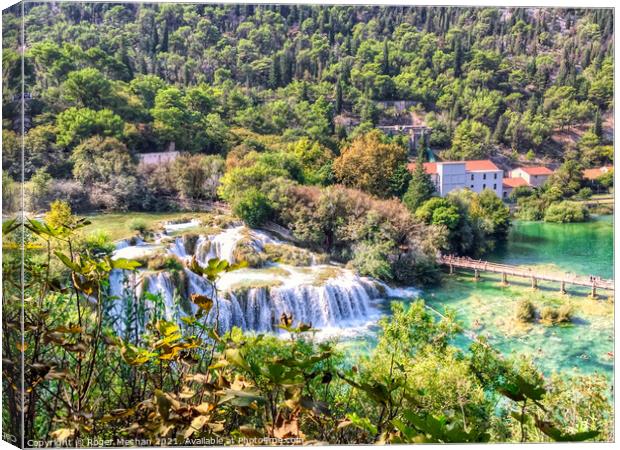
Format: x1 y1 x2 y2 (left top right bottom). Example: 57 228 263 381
341 216 614 379
424 215 614 378
489 215 613 279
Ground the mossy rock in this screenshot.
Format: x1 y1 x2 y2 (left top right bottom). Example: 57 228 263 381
312 267 343 286
180 232 201 255
263 243 328 267
232 238 267 268
227 279 284 292
146 253 185 271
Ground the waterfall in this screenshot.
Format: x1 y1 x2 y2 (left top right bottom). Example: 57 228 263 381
192 226 279 264
107 223 398 337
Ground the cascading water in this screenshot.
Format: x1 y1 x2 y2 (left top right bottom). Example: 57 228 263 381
108 221 398 337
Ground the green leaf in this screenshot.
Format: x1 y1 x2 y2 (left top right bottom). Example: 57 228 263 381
112 258 142 270
224 348 250 370
535 417 599 442
345 412 377 436
217 389 265 407
54 251 81 273
2 218 19 235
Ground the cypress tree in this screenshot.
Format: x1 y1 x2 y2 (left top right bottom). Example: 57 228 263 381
335 78 343 114
269 53 282 89
382 39 390 75
593 109 603 139
453 38 463 78
492 114 507 144
403 148 436 213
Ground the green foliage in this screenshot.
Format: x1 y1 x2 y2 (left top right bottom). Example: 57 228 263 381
447 119 491 160
416 197 460 230
129 218 149 234
71 136 136 184
403 154 435 212
350 240 394 280
45 199 76 229
232 188 273 227
56 107 124 147
171 154 225 201
62 68 113 109
515 299 536 323
416 189 510 257
544 201 589 223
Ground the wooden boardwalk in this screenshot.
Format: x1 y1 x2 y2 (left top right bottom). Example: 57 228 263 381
439 255 614 296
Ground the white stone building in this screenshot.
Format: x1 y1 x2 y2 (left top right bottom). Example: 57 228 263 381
508 166 553 187
408 160 504 198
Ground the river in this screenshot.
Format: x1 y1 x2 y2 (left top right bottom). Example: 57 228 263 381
422 215 614 378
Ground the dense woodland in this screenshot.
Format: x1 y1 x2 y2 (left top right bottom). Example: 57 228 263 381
2 3 614 276
1 3 615 446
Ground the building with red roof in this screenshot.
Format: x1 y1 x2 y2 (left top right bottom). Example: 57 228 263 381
502 177 530 198
509 166 553 187
583 166 612 180
407 160 503 198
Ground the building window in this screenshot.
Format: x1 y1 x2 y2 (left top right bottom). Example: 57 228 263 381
483 174 487 180
483 184 486 189
494 173 497 179
494 184 497 189
470 174 474 180
470 185 474 188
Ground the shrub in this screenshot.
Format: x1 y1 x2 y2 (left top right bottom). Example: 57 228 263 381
556 304 572 323
576 187 593 199
540 306 557 323
350 241 394 281
45 200 76 229
232 188 273 227
515 299 536 322
263 243 327 267
544 201 589 223
129 218 149 234
83 231 115 256
146 254 184 271
541 304 572 325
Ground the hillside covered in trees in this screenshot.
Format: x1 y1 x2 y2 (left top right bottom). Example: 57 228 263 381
3 3 613 199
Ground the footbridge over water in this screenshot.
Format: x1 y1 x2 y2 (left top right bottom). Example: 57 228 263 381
439 255 614 297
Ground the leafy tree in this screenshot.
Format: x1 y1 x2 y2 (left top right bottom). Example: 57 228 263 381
447 119 491 160
333 130 408 198
544 201 589 223
416 197 461 230
56 107 124 148
61 68 113 109
171 154 224 201
232 188 273 227
129 74 167 109
44 199 75 228
403 152 436 212
71 136 136 185
545 159 584 198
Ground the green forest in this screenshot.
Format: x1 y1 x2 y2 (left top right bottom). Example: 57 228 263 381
1 2 615 446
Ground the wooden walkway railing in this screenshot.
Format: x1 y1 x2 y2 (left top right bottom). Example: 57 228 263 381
439 255 614 296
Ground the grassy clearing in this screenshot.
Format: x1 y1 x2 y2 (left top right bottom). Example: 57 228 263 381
81 212 210 242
